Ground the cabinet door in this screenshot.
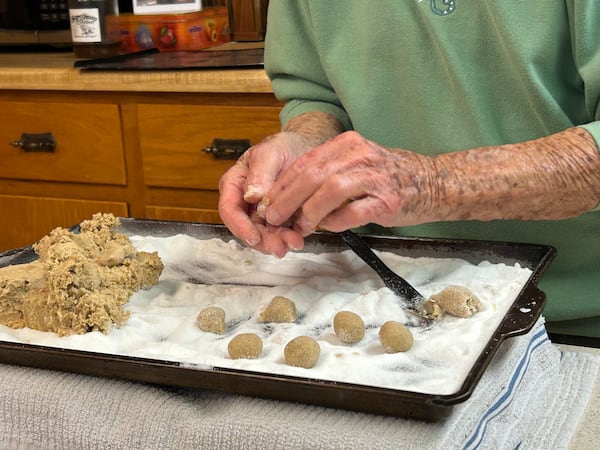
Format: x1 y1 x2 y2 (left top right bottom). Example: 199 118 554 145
0 102 126 185
0 195 128 252
138 104 281 190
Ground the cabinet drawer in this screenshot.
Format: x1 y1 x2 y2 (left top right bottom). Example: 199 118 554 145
138 104 281 189
0 102 126 185
0 195 128 252
145 205 222 224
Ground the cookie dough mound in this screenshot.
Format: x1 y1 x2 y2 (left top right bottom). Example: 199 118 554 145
0 261 47 329
333 310 365 344
0 213 163 336
379 321 414 353
228 333 263 359
424 285 482 319
196 306 226 334
258 295 297 323
284 336 320 369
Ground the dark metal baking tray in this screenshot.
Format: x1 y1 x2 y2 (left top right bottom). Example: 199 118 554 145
74 48 264 70
0 218 556 420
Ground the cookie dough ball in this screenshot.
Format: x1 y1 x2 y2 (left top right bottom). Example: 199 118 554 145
428 285 482 318
333 310 365 343
284 336 320 368
421 300 444 321
227 333 263 359
379 321 414 353
196 306 226 334
259 295 297 323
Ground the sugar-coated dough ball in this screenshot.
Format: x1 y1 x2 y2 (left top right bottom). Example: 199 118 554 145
196 306 226 334
379 321 414 353
227 333 263 359
284 336 320 368
421 300 444 321
259 295 297 323
333 310 365 343
428 285 482 318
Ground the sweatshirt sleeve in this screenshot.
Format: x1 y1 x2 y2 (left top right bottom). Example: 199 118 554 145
567 1 600 210
568 1 600 142
264 0 353 130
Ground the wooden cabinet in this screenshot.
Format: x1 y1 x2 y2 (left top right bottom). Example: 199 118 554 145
137 102 281 223
0 95 129 251
0 102 126 185
138 103 280 190
0 85 282 252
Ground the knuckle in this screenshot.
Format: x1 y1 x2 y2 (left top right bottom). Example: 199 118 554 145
368 197 398 225
333 130 363 147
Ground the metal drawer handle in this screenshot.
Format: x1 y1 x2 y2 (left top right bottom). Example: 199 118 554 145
10 132 56 153
203 138 251 160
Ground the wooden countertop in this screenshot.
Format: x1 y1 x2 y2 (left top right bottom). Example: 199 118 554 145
0 50 274 94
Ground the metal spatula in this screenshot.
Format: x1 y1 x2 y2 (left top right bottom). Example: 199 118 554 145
340 230 432 325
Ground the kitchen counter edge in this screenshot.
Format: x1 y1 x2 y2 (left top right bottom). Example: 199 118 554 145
0 52 274 94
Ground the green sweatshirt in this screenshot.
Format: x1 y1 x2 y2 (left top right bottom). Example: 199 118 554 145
265 0 600 338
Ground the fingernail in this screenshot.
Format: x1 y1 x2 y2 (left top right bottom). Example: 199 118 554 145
293 218 315 238
256 202 267 219
244 184 262 201
287 242 302 251
266 209 280 225
245 233 261 247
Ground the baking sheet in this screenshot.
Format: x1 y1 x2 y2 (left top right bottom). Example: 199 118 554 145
0 219 556 420
74 48 264 70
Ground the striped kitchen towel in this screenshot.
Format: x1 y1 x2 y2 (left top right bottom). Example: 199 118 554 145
0 318 597 449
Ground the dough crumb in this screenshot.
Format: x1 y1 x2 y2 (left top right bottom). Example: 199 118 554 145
196 306 226 334
259 295 297 323
0 213 163 336
379 321 414 353
424 285 482 319
228 333 263 359
421 301 444 321
284 336 320 368
333 310 365 343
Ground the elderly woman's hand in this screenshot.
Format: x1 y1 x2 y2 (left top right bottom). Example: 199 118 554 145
218 132 310 257
218 111 345 257
262 127 600 237
262 131 438 236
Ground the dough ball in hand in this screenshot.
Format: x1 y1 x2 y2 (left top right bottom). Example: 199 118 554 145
284 336 320 368
196 306 226 334
427 285 482 318
379 321 414 353
228 333 263 359
259 295 297 323
333 310 365 343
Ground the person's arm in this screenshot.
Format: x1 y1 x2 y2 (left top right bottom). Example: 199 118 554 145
429 127 600 222
282 112 345 147
262 127 600 236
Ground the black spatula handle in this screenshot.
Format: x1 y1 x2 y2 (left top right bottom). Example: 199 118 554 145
340 230 426 304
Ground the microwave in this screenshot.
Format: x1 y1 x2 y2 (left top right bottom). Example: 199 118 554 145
0 0 72 46
0 0 133 47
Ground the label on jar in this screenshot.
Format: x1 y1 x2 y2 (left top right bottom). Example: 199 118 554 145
69 8 102 43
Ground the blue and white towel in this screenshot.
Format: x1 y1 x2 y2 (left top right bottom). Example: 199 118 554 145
0 318 597 449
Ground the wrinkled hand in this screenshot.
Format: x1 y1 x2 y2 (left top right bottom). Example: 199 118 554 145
218 132 314 257
262 127 600 239
263 131 439 237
